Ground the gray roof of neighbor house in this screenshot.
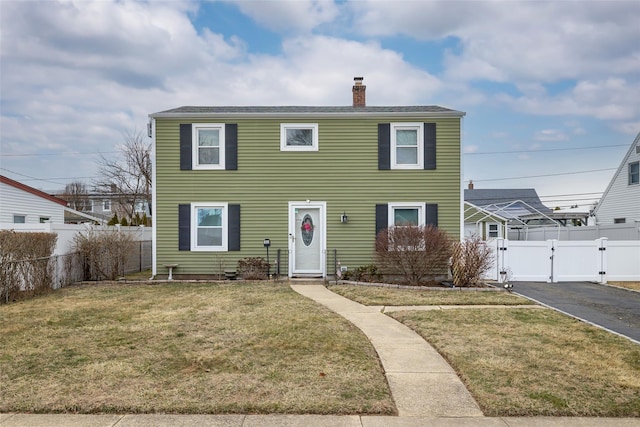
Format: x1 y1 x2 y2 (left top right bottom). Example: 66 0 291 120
150 105 465 118
464 188 552 216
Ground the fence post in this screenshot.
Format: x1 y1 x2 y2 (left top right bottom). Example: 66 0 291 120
547 239 557 283
597 238 608 284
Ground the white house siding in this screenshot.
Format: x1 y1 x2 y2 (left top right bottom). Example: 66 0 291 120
0 181 65 224
595 136 640 225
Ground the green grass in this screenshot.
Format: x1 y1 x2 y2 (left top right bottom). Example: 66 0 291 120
0 282 395 415
328 284 533 306
389 308 640 417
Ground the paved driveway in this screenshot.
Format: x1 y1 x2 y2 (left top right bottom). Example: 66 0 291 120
512 282 640 343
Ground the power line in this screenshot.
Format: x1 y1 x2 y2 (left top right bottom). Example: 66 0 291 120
0 168 98 185
473 167 616 182
0 151 118 157
464 144 628 156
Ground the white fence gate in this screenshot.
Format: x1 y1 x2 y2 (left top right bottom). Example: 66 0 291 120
485 238 640 283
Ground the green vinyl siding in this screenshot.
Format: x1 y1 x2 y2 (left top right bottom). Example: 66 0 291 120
154 116 461 276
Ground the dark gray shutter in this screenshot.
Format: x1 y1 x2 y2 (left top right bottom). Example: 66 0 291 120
180 124 192 170
178 204 191 250
378 123 390 170
424 123 436 170
225 124 238 170
426 203 438 227
375 204 388 236
228 204 240 251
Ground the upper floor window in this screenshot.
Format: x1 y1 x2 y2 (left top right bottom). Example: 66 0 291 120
103 200 111 211
280 123 318 151
629 161 639 185
391 123 424 169
193 123 225 170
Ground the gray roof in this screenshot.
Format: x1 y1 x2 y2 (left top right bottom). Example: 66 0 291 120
150 105 465 118
464 188 551 215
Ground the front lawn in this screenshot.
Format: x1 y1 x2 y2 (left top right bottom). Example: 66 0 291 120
391 308 640 417
328 284 533 306
0 283 395 415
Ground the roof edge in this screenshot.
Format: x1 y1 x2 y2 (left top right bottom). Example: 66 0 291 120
1 175 68 207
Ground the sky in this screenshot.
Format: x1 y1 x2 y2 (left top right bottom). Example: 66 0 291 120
1 0 640 211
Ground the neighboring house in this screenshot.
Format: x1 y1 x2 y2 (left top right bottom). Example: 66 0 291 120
58 193 151 224
592 132 640 225
149 77 465 279
463 185 562 240
1 175 68 224
463 201 509 239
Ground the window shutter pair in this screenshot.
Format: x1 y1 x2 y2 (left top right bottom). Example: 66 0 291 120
374 203 438 236
178 204 241 251
378 123 436 170
180 124 238 170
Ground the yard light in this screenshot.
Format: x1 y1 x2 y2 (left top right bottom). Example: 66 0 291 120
263 238 271 278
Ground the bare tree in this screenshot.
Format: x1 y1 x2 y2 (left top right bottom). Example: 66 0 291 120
60 181 91 211
95 130 151 224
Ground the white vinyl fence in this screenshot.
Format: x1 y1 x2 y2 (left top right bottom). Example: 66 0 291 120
485 238 640 283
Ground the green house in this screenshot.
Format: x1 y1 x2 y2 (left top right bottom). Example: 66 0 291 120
149 78 465 280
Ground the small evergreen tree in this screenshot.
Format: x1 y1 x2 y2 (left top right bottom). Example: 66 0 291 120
120 217 129 226
107 213 119 226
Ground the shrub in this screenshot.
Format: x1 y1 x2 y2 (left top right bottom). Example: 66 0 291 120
451 236 494 287
342 264 382 282
375 225 452 286
237 257 270 280
74 227 135 280
107 213 119 226
0 230 57 304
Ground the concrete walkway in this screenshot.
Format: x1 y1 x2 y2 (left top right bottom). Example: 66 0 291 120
2 413 639 426
290 284 483 418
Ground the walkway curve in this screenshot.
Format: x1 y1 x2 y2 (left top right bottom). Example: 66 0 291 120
290 284 483 418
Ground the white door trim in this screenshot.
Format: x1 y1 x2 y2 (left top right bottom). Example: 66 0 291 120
288 201 326 278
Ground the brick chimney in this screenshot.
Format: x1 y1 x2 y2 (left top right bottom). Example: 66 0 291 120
468 180 474 190
352 77 366 107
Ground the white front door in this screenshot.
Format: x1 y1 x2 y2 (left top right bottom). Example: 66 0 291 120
289 202 326 277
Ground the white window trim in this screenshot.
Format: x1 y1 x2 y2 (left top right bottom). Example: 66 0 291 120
487 222 501 239
192 123 225 170
103 200 111 212
629 161 639 185
388 202 425 227
191 202 228 252
280 123 319 151
13 214 26 224
391 122 423 169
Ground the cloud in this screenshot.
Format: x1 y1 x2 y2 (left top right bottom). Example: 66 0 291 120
233 0 339 33
534 129 568 142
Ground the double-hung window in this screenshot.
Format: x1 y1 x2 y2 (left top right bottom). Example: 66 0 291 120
191 203 228 251
193 124 225 169
629 161 639 185
391 123 423 169
103 200 111 211
280 123 318 151
389 203 425 227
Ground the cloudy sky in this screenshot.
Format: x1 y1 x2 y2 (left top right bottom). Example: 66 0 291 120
1 0 639 210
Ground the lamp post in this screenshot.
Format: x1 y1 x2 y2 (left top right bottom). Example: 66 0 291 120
263 238 271 278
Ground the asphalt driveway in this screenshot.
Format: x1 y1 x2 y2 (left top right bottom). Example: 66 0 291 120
512 281 640 343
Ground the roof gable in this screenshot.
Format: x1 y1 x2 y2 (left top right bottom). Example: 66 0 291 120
593 131 640 217
0 175 68 207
